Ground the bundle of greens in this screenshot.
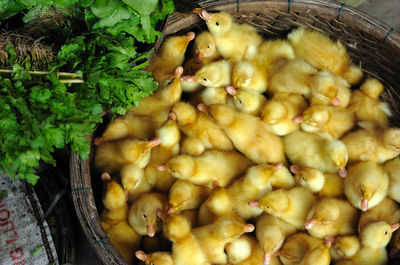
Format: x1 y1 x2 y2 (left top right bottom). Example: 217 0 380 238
0 0 174 184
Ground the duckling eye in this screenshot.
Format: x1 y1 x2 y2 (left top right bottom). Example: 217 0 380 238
216 22 219 26
203 78 207 81
207 45 211 49
238 99 243 104
167 80 173 85
385 231 388 235
143 214 147 219
141 150 145 154
171 169 176 173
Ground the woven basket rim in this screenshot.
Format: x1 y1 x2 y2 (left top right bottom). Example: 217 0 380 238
70 1 400 264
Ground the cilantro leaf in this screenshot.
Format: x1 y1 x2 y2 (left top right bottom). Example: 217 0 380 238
123 0 158 16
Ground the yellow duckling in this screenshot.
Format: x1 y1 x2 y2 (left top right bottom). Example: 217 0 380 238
135 250 173 265
384 157 400 202
226 85 267 116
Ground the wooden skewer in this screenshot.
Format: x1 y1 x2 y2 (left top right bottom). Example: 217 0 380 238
0 69 79 79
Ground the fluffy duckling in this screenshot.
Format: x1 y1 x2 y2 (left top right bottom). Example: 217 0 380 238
299 105 355 139
135 250 173 265
209 103 286 164
120 165 152 202
147 32 195 82
291 166 344 197
344 162 389 211
348 78 392 127
144 118 180 193
358 197 400 233
198 10 262 61
284 131 348 177
228 164 294 219
101 221 141 264
304 198 358 239
192 217 255 264
161 213 210 265
278 233 330 265
269 59 318 96
198 182 242 225
195 59 232 87
226 86 267 115
101 180 128 224
172 101 234 151
182 31 221 92
168 179 209 213
94 137 160 173
261 92 308 136
287 27 353 82
342 121 400 164
249 187 316 230
165 149 251 188
256 214 297 265
336 221 399 265
329 235 361 262
309 71 351 107
384 157 400 202
128 192 167 237
197 86 230 106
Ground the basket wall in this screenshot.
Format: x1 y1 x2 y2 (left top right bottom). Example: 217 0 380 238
70 1 400 264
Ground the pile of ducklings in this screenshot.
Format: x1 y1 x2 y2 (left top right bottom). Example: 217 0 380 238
94 9 400 265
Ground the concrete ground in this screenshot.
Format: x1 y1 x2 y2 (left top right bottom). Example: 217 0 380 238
75 0 400 264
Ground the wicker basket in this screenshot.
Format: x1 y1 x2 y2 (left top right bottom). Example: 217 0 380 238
70 1 400 264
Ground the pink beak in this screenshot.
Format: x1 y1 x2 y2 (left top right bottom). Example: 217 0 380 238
244 224 255 233
274 162 283 171
391 223 400 232
330 97 340 106
248 200 260 208
289 165 301 174
181 75 197 82
226 86 237 96
101 172 111 182
157 164 167 171
361 198 368 211
293 115 303 123
168 112 177 121
197 103 208 113
135 250 148 261
146 224 156 237
338 166 347 178
305 219 317 229
199 9 213 21
186 32 195 41
196 51 204 63
175 66 184 78
148 137 161 148
263 253 272 265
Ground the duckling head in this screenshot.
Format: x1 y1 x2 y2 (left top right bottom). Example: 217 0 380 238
194 31 218 62
168 181 193 212
301 106 330 132
383 128 400 152
245 164 274 188
359 182 378 212
156 119 180 148
200 10 233 36
121 164 144 191
212 217 254 240
103 181 126 210
209 103 236 127
162 32 195 59
172 102 197 127
361 221 399 249
232 89 261 114
293 166 325 193
262 101 288 125
195 63 223 87
261 229 285 265
159 66 184 103
122 138 160 166
360 78 384 99
259 189 290 214
311 71 340 105
327 140 348 178
166 155 195 179
331 236 360 259
136 250 173 265
232 61 254 90
305 200 340 229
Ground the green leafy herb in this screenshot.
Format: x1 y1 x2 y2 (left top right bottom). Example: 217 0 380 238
0 0 174 184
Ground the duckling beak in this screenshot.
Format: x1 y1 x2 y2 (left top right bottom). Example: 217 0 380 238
391 223 400 232
186 32 195 42
147 137 161 148
360 198 368 211
274 163 283 171
211 180 220 189
157 163 167 171
146 224 156 237
156 209 167 220
101 172 111 182
196 51 204 63
197 103 208 113
226 86 238 96
248 200 260 208
263 252 272 265
244 224 255 233
94 136 104 146
330 97 340 106
324 235 336 247
167 207 176 214
168 112 177 120
199 9 213 21
337 166 347 178
135 250 148 261
293 115 303 123
175 66 184 78
305 219 318 229
181 75 197 83
289 165 301 174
